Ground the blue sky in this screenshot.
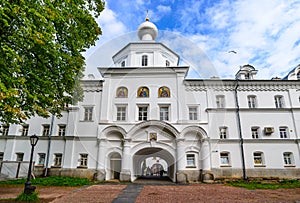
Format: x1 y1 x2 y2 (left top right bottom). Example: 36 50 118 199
85 0 300 79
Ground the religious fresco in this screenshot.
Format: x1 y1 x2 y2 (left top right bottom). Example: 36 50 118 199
137 86 149 97
158 86 170 97
116 87 128 98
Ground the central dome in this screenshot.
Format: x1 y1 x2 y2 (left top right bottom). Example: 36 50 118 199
137 19 158 41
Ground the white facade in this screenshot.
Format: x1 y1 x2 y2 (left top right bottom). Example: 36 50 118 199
1 18 300 182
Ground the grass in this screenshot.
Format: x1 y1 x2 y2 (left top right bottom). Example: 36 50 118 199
0 176 94 187
226 179 300 190
15 192 39 202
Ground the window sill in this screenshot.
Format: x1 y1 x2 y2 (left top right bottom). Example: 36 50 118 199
220 165 232 167
186 165 196 168
77 166 88 169
284 165 295 168
80 120 94 122
254 164 266 167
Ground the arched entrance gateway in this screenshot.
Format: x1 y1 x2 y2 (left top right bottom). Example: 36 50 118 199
98 121 211 183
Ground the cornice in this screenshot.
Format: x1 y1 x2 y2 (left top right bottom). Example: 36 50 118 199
81 80 103 92
184 80 300 91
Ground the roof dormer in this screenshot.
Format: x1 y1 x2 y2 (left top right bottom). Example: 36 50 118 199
235 64 258 80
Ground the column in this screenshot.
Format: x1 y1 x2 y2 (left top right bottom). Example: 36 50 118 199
120 139 131 181
176 138 187 183
96 138 107 181
201 139 214 182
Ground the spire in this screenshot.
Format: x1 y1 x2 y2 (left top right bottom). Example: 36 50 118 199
145 10 149 21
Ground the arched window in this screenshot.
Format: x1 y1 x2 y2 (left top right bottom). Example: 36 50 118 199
142 55 148 66
158 86 170 97
166 60 170 67
137 86 149 97
116 87 128 98
121 61 125 67
297 71 300 80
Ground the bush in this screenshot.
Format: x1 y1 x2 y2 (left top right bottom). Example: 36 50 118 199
15 192 39 202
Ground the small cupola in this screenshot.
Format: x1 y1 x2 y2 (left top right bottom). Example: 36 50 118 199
137 12 158 41
235 64 258 80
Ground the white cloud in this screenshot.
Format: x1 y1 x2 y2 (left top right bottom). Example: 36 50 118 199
157 5 171 13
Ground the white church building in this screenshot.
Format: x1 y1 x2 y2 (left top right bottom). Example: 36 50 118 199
1 17 300 183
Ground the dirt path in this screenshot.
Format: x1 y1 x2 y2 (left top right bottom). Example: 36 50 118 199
1 184 300 203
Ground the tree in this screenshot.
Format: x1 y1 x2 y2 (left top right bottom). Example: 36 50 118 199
0 0 104 124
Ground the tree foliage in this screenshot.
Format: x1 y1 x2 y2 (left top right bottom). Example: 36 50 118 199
0 0 104 124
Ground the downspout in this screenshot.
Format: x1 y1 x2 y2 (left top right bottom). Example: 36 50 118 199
234 80 247 180
44 114 54 176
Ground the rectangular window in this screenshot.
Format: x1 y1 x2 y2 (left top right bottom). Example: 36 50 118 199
189 107 198 120
79 154 88 167
159 106 169 121
58 125 66 136
117 106 126 121
0 152 4 161
21 125 29 136
253 152 263 165
248 96 257 108
38 153 46 165
251 127 259 139
84 107 93 121
54 154 62 167
219 127 227 139
142 55 148 66
216 95 225 108
1 125 9 136
138 106 148 121
16 153 24 162
283 152 293 165
220 152 230 165
42 125 50 136
186 154 195 166
279 127 288 138
275 96 284 108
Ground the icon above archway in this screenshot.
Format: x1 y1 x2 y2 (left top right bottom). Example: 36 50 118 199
158 86 170 97
138 86 149 97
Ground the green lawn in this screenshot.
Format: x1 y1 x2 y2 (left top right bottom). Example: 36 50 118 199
226 179 300 190
0 176 94 187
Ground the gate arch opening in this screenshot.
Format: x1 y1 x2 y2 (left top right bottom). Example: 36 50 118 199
133 147 176 182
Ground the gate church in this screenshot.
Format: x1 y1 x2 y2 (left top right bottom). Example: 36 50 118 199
1 17 300 183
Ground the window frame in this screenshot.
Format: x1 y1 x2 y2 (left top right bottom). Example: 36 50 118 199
142 55 148 66
21 125 29 136
186 154 196 168
38 153 46 165
53 153 63 167
274 95 284 108
188 106 198 121
138 105 148 121
16 153 24 162
0 152 4 161
79 154 88 167
216 95 225 108
253 152 264 166
248 95 257 108
159 105 170 121
83 106 93 121
42 124 50 136
1 125 9 136
251 127 260 139
283 152 294 166
279 127 289 138
219 126 227 139
116 105 127 121
58 125 66 136
220 152 230 166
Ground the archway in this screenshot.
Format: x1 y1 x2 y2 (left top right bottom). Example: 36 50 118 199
132 147 176 182
109 152 122 180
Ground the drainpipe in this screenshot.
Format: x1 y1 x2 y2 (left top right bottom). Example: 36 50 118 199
44 114 54 176
234 80 247 180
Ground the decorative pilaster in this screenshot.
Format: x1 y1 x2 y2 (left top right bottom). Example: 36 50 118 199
96 138 107 181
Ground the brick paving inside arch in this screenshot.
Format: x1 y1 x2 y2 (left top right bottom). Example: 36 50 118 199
1 184 300 203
